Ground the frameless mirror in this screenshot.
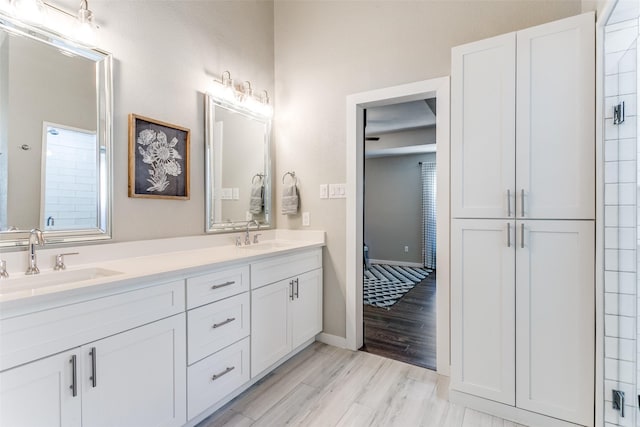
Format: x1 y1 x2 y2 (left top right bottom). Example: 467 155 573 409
205 94 271 232
0 14 112 247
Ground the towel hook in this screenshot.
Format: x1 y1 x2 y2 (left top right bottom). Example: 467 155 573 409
282 171 297 184
252 173 264 184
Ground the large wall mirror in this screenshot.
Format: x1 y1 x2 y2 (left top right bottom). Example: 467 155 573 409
205 94 272 232
0 14 112 248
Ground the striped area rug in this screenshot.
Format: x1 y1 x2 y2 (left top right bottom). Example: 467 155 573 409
364 264 432 309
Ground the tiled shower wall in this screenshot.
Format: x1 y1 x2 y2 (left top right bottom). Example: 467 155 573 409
603 14 638 427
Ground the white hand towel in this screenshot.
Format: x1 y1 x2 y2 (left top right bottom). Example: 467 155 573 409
249 183 264 214
281 183 299 215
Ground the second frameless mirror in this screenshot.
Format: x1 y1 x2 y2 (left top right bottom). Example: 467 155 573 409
205 94 272 232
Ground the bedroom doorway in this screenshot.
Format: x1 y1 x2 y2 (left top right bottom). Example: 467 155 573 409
361 100 438 370
345 77 450 375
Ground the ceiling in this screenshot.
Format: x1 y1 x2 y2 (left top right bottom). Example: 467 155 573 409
365 98 436 136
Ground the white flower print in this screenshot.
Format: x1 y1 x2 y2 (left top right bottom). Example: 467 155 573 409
137 129 183 192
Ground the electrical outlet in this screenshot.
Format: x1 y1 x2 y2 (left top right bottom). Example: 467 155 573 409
302 212 310 226
404 246 409 253
320 184 328 199
233 188 239 200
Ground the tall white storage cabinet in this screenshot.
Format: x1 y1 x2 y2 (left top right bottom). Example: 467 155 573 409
450 12 595 427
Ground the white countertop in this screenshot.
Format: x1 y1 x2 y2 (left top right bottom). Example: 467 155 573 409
0 229 324 313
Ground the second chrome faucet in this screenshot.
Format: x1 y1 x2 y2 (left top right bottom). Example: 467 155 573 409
25 228 45 275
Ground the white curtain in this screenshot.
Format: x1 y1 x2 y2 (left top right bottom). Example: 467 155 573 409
421 162 437 270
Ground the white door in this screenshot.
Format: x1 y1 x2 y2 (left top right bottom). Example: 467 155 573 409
451 32 516 219
81 314 187 427
515 220 594 426
516 13 595 220
0 349 81 427
291 269 323 349
251 279 292 376
451 219 515 405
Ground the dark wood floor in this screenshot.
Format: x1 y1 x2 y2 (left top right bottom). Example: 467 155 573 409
361 270 436 370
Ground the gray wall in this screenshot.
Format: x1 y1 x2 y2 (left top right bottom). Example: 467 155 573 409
274 0 586 338
365 152 436 265
86 0 275 242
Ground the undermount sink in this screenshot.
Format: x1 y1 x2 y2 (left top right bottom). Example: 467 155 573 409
0 268 123 294
238 241 296 251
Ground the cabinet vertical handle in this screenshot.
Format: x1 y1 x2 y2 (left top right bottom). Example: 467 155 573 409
289 280 294 300
507 189 512 217
520 189 525 217
507 223 511 248
69 355 77 397
520 223 525 249
89 347 97 388
294 278 299 299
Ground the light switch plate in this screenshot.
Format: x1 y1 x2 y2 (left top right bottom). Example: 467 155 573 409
329 184 337 198
320 184 328 199
302 212 310 226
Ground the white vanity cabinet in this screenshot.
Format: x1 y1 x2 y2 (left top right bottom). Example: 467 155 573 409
0 282 187 427
251 248 323 377
0 348 82 427
185 264 251 421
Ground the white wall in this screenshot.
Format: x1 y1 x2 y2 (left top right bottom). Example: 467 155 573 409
274 0 586 338
0 32 7 230
70 0 275 242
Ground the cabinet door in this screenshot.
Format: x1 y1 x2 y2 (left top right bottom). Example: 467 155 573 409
451 33 516 219
291 269 323 349
81 314 187 427
251 279 292 376
516 220 594 426
516 13 594 220
451 219 515 405
0 349 81 427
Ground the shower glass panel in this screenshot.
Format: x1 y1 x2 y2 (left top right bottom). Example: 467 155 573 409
603 4 639 425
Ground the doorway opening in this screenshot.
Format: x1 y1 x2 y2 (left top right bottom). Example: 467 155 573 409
361 100 438 370
345 77 450 375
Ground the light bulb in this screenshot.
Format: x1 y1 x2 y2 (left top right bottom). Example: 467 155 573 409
75 0 97 47
11 0 46 25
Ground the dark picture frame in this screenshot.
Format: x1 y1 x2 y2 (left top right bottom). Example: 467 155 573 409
128 114 190 200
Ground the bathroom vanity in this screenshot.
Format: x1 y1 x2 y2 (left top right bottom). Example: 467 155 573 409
0 231 324 427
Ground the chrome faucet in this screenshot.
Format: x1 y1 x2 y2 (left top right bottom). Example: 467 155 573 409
245 220 259 245
25 228 44 275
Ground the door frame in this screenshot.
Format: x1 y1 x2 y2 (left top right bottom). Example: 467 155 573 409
345 77 451 375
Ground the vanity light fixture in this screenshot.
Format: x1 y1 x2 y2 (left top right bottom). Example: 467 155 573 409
5 0 99 47
74 0 97 47
210 71 273 117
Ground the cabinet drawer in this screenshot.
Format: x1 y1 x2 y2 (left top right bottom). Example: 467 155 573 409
251 248 322 289
186 265 249 309
187 337 250 420
0 280 185 372
187 293 250 364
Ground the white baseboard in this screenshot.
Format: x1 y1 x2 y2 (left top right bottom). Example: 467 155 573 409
315 332 348 349
369 259 424 268
449 390 582 427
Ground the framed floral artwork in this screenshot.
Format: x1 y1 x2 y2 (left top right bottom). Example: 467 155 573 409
128 114 190 200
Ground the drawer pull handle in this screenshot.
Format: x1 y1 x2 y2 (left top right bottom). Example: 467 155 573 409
294 278 299 299
211 281 235 290
212 317 236 329
211 366 235 381
69 355 77 397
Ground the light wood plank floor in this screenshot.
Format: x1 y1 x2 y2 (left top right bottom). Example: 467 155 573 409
197 342 526 427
